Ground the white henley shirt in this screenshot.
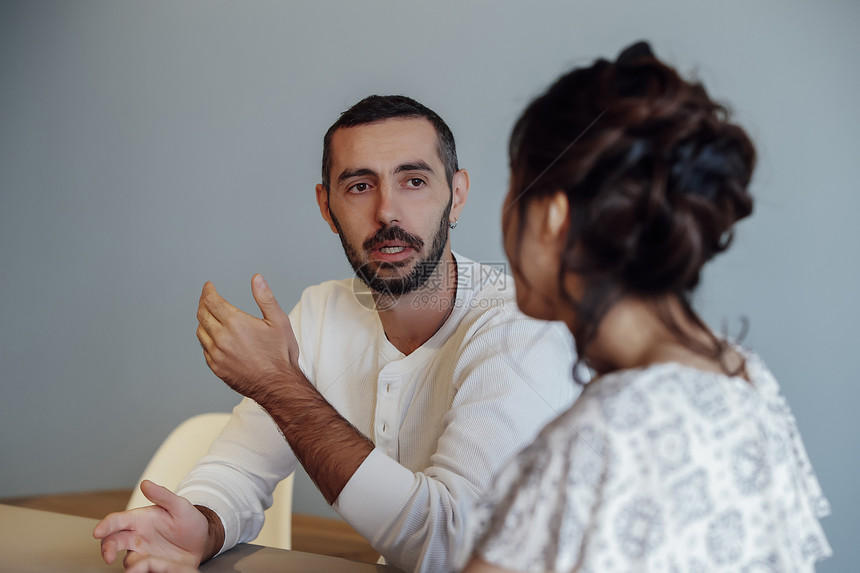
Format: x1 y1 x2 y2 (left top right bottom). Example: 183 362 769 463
177 253 578 572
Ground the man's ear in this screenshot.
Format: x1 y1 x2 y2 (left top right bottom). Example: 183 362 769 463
315 183 339 234
449 169 470 223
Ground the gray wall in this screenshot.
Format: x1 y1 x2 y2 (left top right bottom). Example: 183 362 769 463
1 1 856 570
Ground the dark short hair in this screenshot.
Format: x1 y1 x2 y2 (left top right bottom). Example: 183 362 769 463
321 95 459 191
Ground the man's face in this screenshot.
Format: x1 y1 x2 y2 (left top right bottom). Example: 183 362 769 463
317 118 462 296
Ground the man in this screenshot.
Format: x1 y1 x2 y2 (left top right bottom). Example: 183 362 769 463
95 95 577 573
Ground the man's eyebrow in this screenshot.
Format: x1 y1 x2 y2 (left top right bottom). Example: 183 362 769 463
337 167 377 184
394 161 435 175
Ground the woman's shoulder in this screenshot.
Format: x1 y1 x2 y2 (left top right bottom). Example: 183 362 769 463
578 355 770 426
527 363 716 462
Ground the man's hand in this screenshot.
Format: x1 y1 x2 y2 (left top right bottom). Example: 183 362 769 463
93 480 222 568
196 274 300 403
197 274 373 505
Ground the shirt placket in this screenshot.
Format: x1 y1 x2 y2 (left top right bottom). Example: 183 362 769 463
375 367 402 459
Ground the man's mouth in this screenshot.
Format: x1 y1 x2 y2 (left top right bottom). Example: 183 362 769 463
368 241 416 264
362 225 424 264
370 240 414 253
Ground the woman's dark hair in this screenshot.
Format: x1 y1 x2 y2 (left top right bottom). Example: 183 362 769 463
321 95 459 191
508 41 755 381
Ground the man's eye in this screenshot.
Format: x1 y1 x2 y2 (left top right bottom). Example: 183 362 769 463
349 182 370 193
407 178 425 188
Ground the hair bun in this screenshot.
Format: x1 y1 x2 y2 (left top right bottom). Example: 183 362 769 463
508 41 758 376
616 41 655 65
511 44 756 295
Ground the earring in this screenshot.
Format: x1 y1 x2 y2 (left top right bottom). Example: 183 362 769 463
449 218 458 229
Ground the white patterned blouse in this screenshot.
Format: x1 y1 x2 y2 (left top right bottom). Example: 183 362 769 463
463 351 831 572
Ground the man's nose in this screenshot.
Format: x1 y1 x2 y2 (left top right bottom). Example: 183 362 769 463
375 179 400 226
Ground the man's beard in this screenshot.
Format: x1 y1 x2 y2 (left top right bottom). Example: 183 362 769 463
329 199 452 297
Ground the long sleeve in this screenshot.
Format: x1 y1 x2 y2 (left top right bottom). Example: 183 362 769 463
176 397 298 553
175 297 309 554
334 312 577 572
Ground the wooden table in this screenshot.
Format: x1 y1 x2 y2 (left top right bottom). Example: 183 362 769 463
0 504 398 572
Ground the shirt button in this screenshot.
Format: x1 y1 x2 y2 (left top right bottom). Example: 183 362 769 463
386 384 391 394
382 423 388 433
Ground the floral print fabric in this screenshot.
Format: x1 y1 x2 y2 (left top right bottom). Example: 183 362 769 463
465 352 831 572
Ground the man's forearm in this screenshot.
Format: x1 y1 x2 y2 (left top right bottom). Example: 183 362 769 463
258 371 375 504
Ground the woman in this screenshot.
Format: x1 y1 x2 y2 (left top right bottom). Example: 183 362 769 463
461 42 831 572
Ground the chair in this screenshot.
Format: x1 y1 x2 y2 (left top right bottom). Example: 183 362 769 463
126 413 294 549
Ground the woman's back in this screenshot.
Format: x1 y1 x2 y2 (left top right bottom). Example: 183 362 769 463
467 352 831 572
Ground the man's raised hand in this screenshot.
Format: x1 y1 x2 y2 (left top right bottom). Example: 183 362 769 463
196 274 300 403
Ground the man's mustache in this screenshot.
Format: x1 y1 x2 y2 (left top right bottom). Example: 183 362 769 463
363 225 424 251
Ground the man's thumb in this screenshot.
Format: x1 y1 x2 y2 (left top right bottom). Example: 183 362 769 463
251 274 284 322
140 480 184 514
